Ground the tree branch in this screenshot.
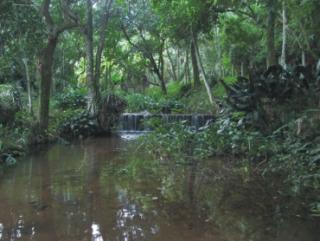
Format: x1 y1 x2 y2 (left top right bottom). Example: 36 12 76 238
95 0 114 81
41 0 54 30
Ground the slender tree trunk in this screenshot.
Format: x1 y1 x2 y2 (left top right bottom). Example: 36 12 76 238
191 42 200 88
159 41 167 94
94 0 113 82
185 49 191 83
38 0 78 132
280 1 287 69
166 47 178 82
22 58 33 115
302 51 306 66
241 62 244 76
149 53 167 94
267 0 277 67
178 51 188 83
192 34 219 111
177 48 181 79
39 35 58 130
85 0 99 116
62 49 65 90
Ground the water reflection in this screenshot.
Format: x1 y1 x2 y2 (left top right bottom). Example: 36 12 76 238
0 223 3 240
91 223 103 241
0 137 317 241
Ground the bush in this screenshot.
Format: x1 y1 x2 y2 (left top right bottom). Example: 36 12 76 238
167 81 184 98
145 86 163 100
55 87 87 110
0 84 21 125
0 120 32 167
221 65 320 130
125 93 185 113
182 88 215 114
58 111 100 140
125 93 156 112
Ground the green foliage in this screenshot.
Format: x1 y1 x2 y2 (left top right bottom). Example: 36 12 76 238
0 84 21 125
213 75 237 97
58 111 100 140
0 110 37 167
125 93 156 112
182 88 214 113
144 86 163 100
221 65 320 130
137 110 320 216
219 12 264 67
54 87 87 110
125 92 185 113
166 81 184 98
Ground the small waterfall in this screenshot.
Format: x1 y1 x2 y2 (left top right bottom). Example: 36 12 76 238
118 113 214 133
119 113 148 132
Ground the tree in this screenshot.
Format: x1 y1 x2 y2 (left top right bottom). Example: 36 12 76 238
280 1 287 69
120 0 168 94
82 0 114 115
152 0 220 108
38 0 78 131
266 0 278 67
0 0 43 109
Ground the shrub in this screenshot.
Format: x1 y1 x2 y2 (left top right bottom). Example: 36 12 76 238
125 93 185 113
125 93 156 112
0 123 29 167
55 87 87 110
58 111 100 140
182 88 215 114
0 84 21 125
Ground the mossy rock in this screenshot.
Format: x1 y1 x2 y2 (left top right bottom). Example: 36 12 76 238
0 85 21 125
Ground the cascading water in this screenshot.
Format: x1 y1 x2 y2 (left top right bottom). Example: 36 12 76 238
118 112 214 135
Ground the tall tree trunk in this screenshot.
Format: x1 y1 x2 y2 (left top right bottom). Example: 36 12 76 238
159 40 167 94
85 0 99 116
280 1 287 69
302 51 306 66
38 0 78 132
177 48 181 80
149 53 167 94
166 47 178 82
94 0 113 82
192 34 219 111
191 42 200 88
240 62 244 76
267 0 277 67
39 36 58 130
184 49 191 83
22 57 33 115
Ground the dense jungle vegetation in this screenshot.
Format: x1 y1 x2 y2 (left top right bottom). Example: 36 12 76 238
0 0 319 228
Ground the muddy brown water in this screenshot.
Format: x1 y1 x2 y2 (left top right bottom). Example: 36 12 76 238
0 137 318 241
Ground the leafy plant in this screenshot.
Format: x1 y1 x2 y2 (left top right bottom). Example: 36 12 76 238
58 111 100 140
125 93 185 113
55 87 87 110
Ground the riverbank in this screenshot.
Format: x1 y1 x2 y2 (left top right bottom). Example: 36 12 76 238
125 111 320 220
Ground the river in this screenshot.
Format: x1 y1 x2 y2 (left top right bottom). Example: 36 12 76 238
0 137 318 241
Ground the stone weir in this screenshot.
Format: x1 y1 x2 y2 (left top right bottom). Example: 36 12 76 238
118 112 214 132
